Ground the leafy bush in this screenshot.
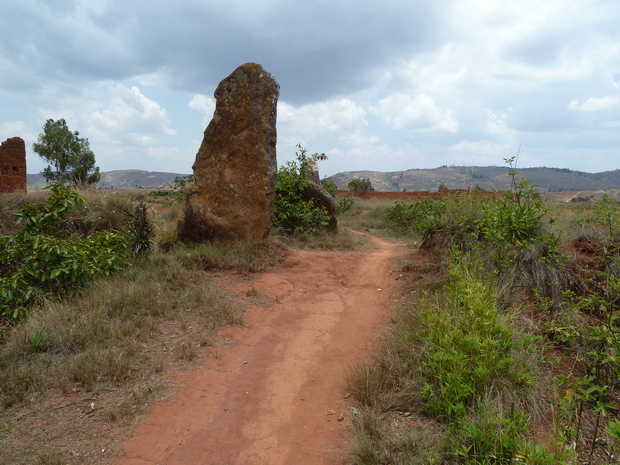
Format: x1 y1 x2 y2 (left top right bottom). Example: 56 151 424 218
383 194 481 249
321 179 338 197
384 198 449 235
273 145 331 234
420 253 531 420
336 196 354 214
0 185 129 321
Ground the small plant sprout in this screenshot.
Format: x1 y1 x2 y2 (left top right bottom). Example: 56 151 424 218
28 329 48 353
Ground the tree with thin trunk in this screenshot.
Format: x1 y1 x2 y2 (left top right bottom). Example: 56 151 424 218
33 119 100 186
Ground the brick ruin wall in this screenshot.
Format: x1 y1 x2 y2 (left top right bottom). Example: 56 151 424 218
0 137 27 193
336 189 501 201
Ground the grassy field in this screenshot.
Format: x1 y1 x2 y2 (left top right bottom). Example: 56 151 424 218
0 188 294 464
1 185 620 464
343 189 620 464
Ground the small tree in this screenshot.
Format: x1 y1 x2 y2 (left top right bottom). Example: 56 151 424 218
33 118 100 186
359 177 375 192
347 177 374 192
347 179 360 192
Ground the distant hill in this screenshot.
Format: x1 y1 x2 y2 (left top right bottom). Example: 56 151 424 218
326 166 620 193
27 170 191 189
26 166 620 193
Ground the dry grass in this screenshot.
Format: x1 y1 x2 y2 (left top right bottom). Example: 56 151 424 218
274 226 365 250
346 406 445 465
0 191 47 235
0 250 243 408
0 189 286 464
0 246 259 463
343 197 619 464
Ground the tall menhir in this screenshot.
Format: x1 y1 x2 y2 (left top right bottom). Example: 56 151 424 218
176 63 279 242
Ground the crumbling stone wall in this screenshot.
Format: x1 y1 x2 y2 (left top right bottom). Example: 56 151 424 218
0 137 27 193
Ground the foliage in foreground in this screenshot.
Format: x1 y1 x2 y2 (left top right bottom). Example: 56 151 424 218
0 204 277 463
274 145 331 235
347 252 550 464
420 254 534 421
421 254 547 464
348 166 620 464
0 185 129 321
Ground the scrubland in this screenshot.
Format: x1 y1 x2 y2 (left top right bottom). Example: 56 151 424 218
340 170 620 464
1 170 620 464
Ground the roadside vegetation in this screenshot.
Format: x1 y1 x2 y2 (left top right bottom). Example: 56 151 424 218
0 185 285 464
3 150 620 464
0 144 355 463
344 158 620 464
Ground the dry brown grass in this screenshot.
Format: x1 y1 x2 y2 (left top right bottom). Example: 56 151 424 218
343 197 620 464
0 188 287 464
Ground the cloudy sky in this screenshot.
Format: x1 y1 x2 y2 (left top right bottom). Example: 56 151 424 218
1 0 620 178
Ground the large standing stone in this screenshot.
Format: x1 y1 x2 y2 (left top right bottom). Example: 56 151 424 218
176 63 279 242
0 137 27 193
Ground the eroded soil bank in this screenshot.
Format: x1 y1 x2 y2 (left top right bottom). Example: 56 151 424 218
115 234 405 465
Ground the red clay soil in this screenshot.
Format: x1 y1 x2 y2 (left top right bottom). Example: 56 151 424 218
114 233 406 465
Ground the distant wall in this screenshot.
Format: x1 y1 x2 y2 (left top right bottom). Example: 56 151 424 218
0 137 27 193
336 189 500 200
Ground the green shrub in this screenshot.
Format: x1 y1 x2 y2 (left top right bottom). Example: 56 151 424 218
383 194 481 248
120 201 153 257
420 253 526 420
273 145 331 235
470 158 559 261
452 397 530 464
321 179 337 198
384 198 446 235
336 196 354 214
0 185 129 321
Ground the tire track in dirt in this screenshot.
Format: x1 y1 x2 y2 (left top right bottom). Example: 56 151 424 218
115 233 405 465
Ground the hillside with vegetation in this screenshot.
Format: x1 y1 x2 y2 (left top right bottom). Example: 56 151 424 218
25 166 620 193
328 166 620 193
27 170 190 189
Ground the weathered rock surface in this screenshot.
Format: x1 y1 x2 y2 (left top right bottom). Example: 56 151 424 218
176 63 279 242
302 165 337 230
0 137 27 193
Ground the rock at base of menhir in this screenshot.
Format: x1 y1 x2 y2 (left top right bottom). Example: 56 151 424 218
302 165 337 231
176 63 279 242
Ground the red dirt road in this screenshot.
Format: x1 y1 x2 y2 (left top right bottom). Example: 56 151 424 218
115 234 405 465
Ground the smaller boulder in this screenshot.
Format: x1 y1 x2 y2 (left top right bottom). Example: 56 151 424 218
302 166 337 231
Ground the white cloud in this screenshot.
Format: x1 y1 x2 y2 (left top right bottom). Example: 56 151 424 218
372 93 459 132
0 121 34 141
569 95 620 112
322 143 424 173
85 85 176 146
448 140 517 167
486 112 516 139
278 99 370 146
189 94 216 126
